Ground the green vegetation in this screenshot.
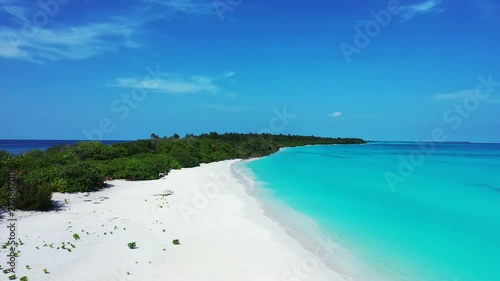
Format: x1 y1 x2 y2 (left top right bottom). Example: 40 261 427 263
73 234 80 240
20 276 28 281
0 133 365 211
128 242 137 249
172 239 181 245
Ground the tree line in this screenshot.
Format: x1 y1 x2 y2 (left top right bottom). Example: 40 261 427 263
0 133 365 211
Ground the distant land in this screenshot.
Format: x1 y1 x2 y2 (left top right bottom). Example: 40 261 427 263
0 133 365 211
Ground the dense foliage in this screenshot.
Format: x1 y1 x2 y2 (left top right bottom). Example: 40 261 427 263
0 133 365 210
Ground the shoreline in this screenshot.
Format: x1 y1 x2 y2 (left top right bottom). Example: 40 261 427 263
235 158 387 281
0 159 348 281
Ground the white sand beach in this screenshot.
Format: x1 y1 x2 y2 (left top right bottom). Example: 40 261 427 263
1 160 348 281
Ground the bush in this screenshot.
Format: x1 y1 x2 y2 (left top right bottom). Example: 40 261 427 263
55 162 105 192
50 178 70 193
15 180 53 211
0 151 14 207
104 154 171 180
112 140 154 156
128 242 137 249
19 161 104 194
169 146 199 168
73 142 122 160
22 166 58 188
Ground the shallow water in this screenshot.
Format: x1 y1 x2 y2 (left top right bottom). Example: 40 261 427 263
244 142 500 281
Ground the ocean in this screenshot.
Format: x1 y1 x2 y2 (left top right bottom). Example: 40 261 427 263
0 139 129 155
242 142 500 281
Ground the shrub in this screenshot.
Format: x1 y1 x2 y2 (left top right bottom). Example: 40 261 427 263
15 180 53 211
0 150 14 187
22 167 58 188
105 154 171 180
128 242 137 249
55 162 105 192
73 142 121 160
15 150 46 170
49 178 70 193
172 239 180 245
21 162 105 194
73 234 80 240
112 140 154 156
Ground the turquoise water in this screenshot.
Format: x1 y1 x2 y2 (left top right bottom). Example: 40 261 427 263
244 143 500 281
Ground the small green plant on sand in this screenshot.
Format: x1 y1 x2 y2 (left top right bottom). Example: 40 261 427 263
43 268 49 274
26 265 31 270
20 277 28 281
172 239 181 245
127 242 137 249
8 275 16 280
73 234 80 240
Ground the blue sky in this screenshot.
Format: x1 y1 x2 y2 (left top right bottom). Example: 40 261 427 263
0 0 499 142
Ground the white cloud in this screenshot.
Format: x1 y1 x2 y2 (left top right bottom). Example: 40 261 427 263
149 0 213 14
0 0 28 20
221 71 236 78
110 72 235 95
400 0 443 21
327 112 343 118
204 103 253 112
433 90 477 101
0 22 140 62
0 0 213 63
225 92 237 98
433 89 499 104
0 0 142 63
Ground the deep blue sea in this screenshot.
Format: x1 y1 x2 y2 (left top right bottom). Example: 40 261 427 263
243 142 500 281
0 139 129 155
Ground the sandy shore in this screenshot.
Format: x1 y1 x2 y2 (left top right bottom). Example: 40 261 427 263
1 160 348 281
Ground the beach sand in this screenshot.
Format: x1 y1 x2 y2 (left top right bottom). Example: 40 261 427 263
1 160 348 281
